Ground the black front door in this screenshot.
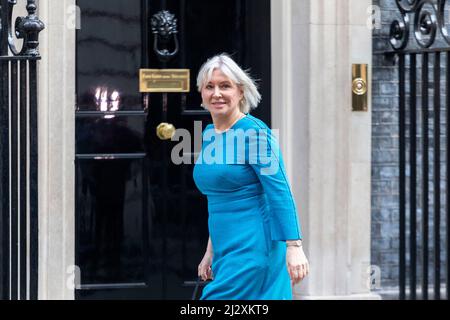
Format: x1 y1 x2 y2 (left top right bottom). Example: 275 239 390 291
75 0 271 299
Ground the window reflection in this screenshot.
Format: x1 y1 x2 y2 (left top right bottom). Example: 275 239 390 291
94 87 121 118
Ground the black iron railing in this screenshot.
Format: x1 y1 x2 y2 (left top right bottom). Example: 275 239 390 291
0 0 44 300
383 0 449 300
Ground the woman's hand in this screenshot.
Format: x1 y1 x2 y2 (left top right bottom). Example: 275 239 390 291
198 251 213 281
286 245 309 285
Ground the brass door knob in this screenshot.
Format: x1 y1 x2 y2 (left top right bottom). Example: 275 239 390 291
156 122 176 140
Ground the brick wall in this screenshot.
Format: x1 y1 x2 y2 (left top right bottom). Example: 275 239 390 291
371 0 448 298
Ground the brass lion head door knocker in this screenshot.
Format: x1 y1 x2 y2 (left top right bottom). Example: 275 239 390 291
151 10 179 63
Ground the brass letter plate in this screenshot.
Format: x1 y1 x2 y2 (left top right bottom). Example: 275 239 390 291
352 64 368 112
139 69 190 93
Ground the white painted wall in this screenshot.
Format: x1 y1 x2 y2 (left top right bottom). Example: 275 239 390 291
271 0 378 299
37 0 76 300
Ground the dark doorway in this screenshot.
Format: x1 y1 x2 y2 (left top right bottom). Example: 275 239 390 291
75 0 271 299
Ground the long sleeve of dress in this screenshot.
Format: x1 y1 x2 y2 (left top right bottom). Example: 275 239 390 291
246 120 302 241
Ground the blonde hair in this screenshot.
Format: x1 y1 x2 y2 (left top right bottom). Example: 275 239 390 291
196 53 261 114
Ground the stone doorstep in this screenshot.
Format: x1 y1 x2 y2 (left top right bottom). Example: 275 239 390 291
294 293 382 300
366 287 449 300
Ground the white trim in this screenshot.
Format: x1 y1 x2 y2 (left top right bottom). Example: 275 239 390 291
37 0 76 300
271 0 293 171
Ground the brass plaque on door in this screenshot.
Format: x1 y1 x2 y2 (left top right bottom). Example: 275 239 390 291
352 64 368 112
139 69 190 93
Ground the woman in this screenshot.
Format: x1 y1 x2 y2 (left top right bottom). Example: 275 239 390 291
193 54 309 300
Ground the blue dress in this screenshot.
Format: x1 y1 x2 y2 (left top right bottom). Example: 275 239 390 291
193 114 302 300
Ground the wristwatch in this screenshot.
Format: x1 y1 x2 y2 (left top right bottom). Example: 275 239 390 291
286 240 302 247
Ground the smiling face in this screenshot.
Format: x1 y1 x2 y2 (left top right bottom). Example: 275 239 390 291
201 68 244 118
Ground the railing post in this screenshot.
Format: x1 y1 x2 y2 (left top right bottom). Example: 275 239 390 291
0 0 44 300
0 0 10 301
384 0 449 300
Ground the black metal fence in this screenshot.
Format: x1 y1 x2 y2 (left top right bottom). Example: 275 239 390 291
386 0 449 300
0 0 44 300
